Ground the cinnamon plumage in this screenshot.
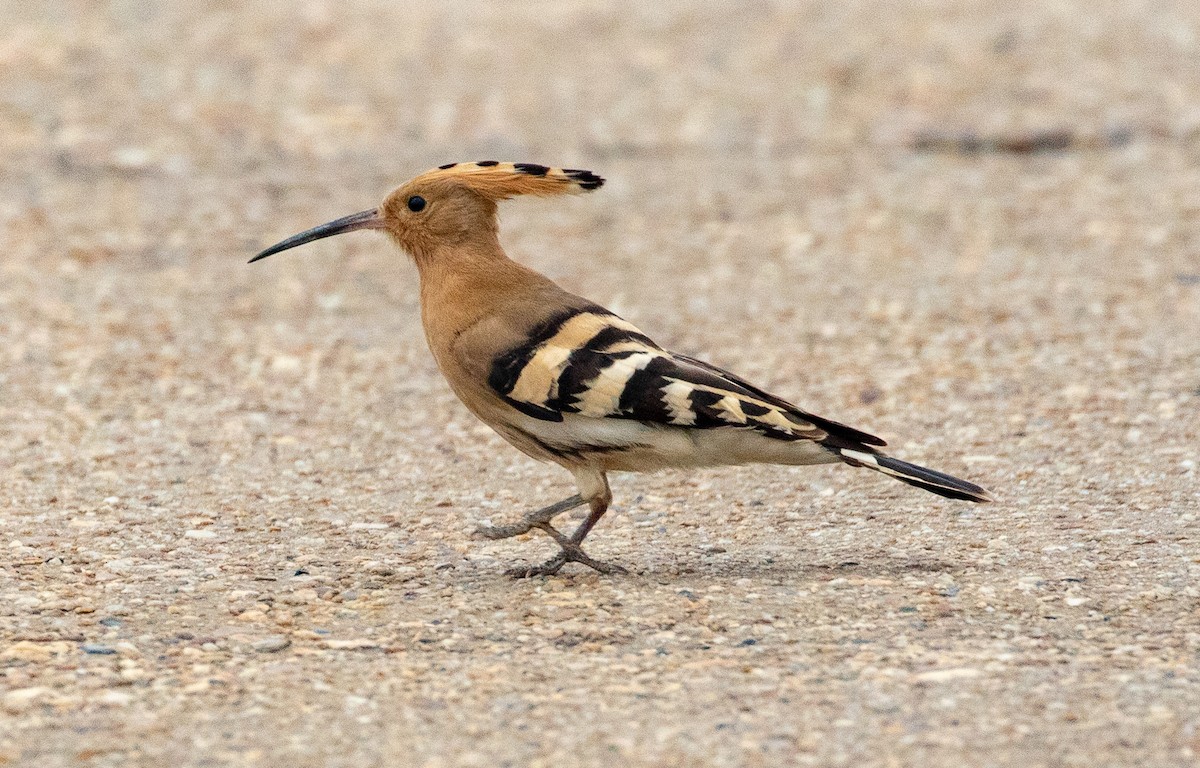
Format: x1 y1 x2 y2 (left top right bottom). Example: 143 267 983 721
251 162 992 576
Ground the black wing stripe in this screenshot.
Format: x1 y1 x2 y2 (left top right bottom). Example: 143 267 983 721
549 324 661 412
547 350 609 413
505 399 564 422
674 353 886 447
617 357 675 423
487 307 587 398
584 325 660 353
488 351 530 405
740 401 771 417
686 388 733 429
488 306 613 402
672 353 797 410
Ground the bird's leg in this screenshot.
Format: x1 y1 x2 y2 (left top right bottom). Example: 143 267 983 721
502 469 626 577
565 498 609 546
474 470 624 577
475 494 585 540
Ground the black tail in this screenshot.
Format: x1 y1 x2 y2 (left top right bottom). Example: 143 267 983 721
838 449 993 503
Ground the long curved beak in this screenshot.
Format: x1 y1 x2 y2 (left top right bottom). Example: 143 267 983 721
249 208 384 263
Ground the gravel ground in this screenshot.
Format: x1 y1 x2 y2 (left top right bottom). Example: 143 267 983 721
2 2 1199 766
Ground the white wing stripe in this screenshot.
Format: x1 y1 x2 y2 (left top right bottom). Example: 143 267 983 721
661 379 697 425
507 312 640 406
573 351 659 417
716 395 747 424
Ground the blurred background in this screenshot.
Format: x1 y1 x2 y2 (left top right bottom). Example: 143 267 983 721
2 1 1199 765
4 0 1197 480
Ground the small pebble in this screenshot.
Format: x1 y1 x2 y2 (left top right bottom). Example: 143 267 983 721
82 644 117 655
98 690 133 706
253 636 292 653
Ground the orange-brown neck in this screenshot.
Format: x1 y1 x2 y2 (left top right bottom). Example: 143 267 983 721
413 238 559 361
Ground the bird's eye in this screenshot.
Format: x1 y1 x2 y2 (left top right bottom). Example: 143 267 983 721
407 195 426 213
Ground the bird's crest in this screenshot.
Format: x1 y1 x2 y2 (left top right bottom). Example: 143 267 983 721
416 161 604 200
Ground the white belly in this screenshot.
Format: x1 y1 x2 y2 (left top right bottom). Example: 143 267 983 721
504 411 839 472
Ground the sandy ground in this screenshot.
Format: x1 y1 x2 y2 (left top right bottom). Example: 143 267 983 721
2 1 1199 766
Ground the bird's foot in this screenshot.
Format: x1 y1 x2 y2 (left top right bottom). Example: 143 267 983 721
475 493 624 576
505 546 628 578
503 522 627 578
475 494 585 540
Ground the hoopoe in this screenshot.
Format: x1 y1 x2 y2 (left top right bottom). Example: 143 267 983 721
251 161 993 576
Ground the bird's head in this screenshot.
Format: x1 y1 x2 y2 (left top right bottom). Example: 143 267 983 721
250 162 604 264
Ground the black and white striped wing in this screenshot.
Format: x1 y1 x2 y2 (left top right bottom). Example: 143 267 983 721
487 308 885 447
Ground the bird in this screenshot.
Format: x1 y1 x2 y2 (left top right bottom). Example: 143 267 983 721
251 161 993 577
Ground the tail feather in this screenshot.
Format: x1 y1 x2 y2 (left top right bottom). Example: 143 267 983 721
839 449 993 503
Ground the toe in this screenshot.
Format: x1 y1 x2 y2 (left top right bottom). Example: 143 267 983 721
505 554 567 578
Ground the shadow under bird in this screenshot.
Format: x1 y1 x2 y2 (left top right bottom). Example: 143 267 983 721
251 161 993 576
